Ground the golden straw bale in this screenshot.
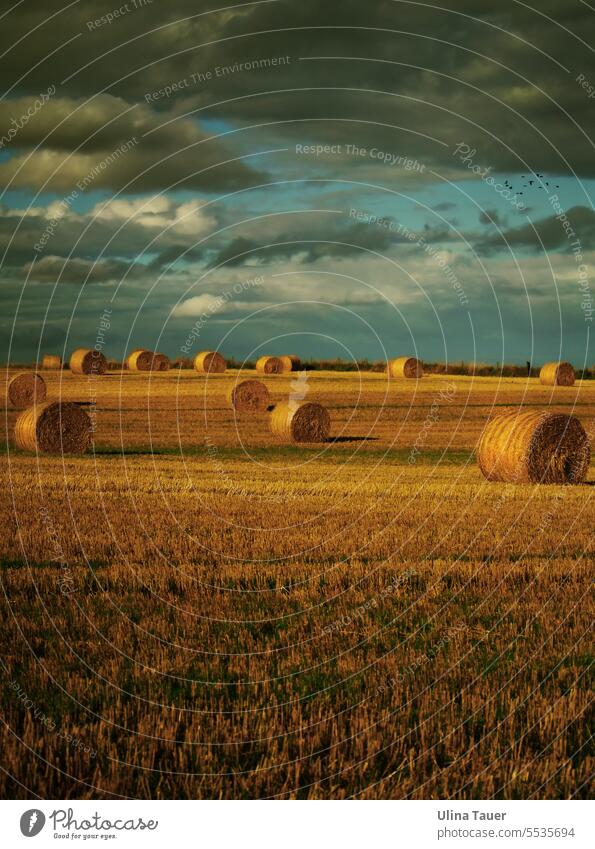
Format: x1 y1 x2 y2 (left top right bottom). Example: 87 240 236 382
152 353 171 371
194 351 226 374
270 401 331 443
477 409 590 484
387 356 423 378
41 354 62 369
539 361 575 386
14 401 92 454
278 356 295 373
7 372 46 409
256 355 285 375
126 349 154 371
227 379 270 412
70 348 107 375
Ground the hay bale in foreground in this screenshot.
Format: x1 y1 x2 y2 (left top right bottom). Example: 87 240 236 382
14 401 92 454
152 353 171 371
194 351 226 374
256 355 285 375
270 401 330 443
126 349 154 371
477 409 590 484
387 356 423 378
540 361 575 386
70 348 107 375
227 379 270 412
41 354 62 370
7 372 47 409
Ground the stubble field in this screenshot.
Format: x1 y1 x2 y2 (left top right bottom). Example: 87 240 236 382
0 368 593 799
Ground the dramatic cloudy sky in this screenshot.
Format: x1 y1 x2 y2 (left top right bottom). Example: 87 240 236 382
1 0 593 365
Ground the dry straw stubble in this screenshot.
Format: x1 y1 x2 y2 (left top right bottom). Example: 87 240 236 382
256 355 285 375
194 351 227 374
540 361 575 386
387 357 423 378
14 401 92 454
227 379 271 412
7 372 47 409
270 401 331 443
477 409 590 484
70 348 107 375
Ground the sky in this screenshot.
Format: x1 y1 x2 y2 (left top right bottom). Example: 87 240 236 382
1 0 593 366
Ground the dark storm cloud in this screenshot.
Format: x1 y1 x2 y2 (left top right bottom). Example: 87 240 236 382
479 209 504 226
23 255 147 284
206 217 458 267
475 206 595 255
0 1 593 180
0 94 263 192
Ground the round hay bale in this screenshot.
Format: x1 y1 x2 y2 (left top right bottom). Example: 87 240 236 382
70 348 107 375
41 354 62 370
288 355 301 370
256 355 285 375
7 372 47 409
270 401 331 443
14 401 92 454
539 361 575 386
477 409 590 484
387 356 423 379
194 351 226 374
152 353 171 371
278 356 295 373
227 379 270 412
126 349 154 371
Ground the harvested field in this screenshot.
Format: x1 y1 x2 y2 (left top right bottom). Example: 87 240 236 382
0 370 593 800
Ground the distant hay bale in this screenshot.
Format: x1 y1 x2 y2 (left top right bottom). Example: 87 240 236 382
152 353 171 371
256 355 285 375
387 356 423 379
194 351 226 374
70 348 107 375
540 361 575 386
126 349 154 371
14 401 92 454
270 401 331 443
7 372 47 409
278 356 296 373
41 354 62 370
477 409 590 484
227 379 270 412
